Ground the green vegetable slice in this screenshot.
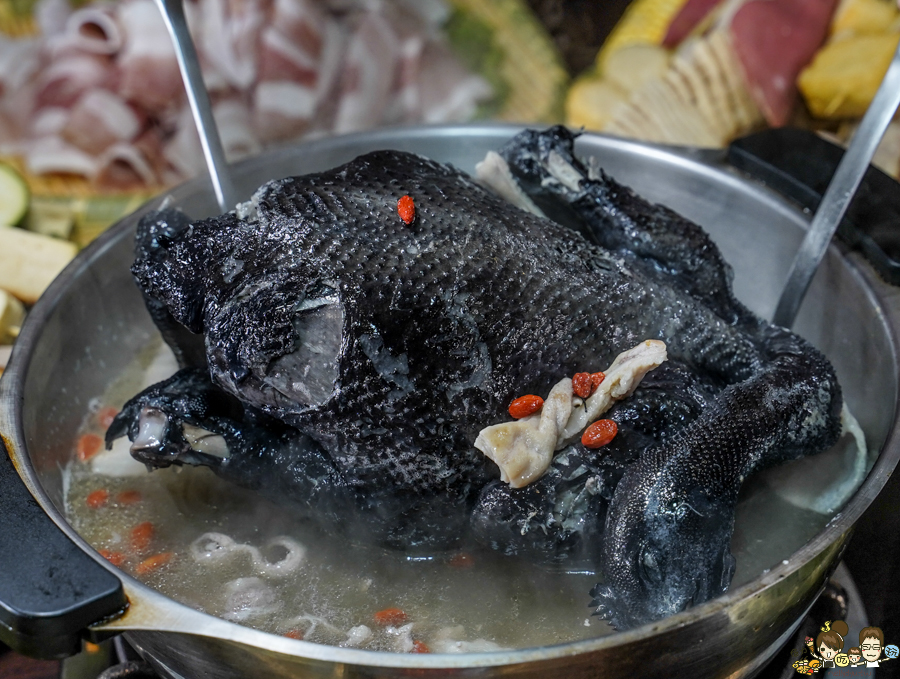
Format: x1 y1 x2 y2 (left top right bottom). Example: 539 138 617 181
0 162 29 227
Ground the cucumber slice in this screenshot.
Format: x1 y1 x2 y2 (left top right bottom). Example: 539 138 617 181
0 162 29 227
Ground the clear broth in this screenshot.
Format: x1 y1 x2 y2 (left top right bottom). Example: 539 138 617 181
63 339 865 652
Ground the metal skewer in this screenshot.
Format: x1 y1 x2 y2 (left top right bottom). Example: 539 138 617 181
773 39 900 329
153 0 238 213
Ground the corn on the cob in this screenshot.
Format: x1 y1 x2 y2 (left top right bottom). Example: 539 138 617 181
596 0 692 71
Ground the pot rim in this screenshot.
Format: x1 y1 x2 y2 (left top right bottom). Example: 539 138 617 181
1 123 898 669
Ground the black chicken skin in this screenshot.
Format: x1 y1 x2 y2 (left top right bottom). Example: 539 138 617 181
108 127 842 630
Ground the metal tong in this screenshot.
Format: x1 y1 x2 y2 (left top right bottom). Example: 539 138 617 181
154 0 238 213
773 39 900 328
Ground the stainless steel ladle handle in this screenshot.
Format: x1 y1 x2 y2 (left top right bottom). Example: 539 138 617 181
773 39 900 329
154 0 239 213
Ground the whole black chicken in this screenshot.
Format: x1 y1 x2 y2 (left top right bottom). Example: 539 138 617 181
107 127 842 630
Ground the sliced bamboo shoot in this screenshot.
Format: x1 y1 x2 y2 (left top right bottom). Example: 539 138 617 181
0 288 24 344
0 225 77 304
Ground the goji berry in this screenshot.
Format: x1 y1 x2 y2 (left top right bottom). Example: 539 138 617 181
508 395 543 419
116 490 142 505
135 552 173 575
77 434 103 462
397 195 415 224
130 522 154 552
374 608 408 627
86 489 109 508
97 407 119 429
572 372 592 399
582 419 618 448
99 550 126 568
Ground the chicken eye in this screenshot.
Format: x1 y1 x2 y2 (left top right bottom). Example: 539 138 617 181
638 547 663 584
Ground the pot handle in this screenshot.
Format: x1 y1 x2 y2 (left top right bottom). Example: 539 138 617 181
727 127 900 286
0 437 126 659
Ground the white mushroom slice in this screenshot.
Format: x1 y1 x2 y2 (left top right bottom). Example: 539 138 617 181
475 340 667 488
141 343 179 388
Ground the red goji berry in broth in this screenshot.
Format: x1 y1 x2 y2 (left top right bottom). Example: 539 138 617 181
77 434 103 462
135 552 173 576
86 489 109 508
99 550 126 568
373 607 408 626
130 522 155 552
116 490 142 505
97 406 119 429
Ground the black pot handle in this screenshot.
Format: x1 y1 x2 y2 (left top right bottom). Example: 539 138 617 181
727 128 900 285
0 436 126 659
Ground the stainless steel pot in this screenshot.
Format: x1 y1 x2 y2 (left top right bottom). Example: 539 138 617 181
1 124 899 679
